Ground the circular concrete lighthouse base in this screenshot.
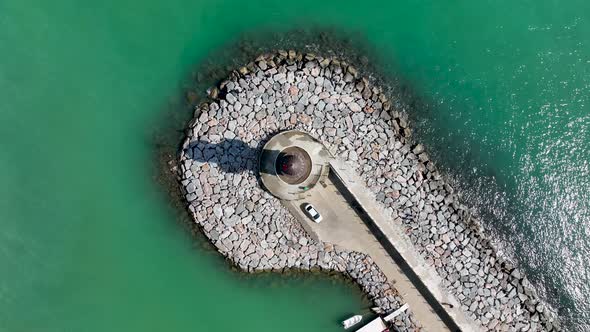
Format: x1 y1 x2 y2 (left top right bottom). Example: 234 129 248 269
259 130 331 201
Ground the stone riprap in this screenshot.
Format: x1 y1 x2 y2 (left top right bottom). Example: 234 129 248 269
179 143 419 332
179 50 560 331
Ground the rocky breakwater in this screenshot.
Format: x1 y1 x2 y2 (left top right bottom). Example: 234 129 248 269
178 51 420 331
179 50 561 331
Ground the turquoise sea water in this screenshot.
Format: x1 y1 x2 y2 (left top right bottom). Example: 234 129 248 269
1 0 588 331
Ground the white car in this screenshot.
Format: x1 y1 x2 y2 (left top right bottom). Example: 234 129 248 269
303 203 322 223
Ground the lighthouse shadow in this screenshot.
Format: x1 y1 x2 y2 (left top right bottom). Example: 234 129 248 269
186 138 280 177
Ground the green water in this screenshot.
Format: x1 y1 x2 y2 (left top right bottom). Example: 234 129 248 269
1 0 588 331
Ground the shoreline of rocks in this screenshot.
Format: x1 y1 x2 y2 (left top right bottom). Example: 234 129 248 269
178 50 561 331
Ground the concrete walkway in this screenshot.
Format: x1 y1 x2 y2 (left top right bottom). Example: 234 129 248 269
284 175 453 332
327 159 479 332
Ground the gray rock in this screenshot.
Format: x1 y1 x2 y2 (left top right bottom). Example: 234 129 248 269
224 130 236 139
348 101 361 113
213 205 223 218
226 93 237 104
299 237 308 246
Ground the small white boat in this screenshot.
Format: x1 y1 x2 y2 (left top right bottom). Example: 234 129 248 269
342 315 362 329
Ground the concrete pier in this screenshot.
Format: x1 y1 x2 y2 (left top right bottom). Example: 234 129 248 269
284 171 456 331
329 159 475 331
